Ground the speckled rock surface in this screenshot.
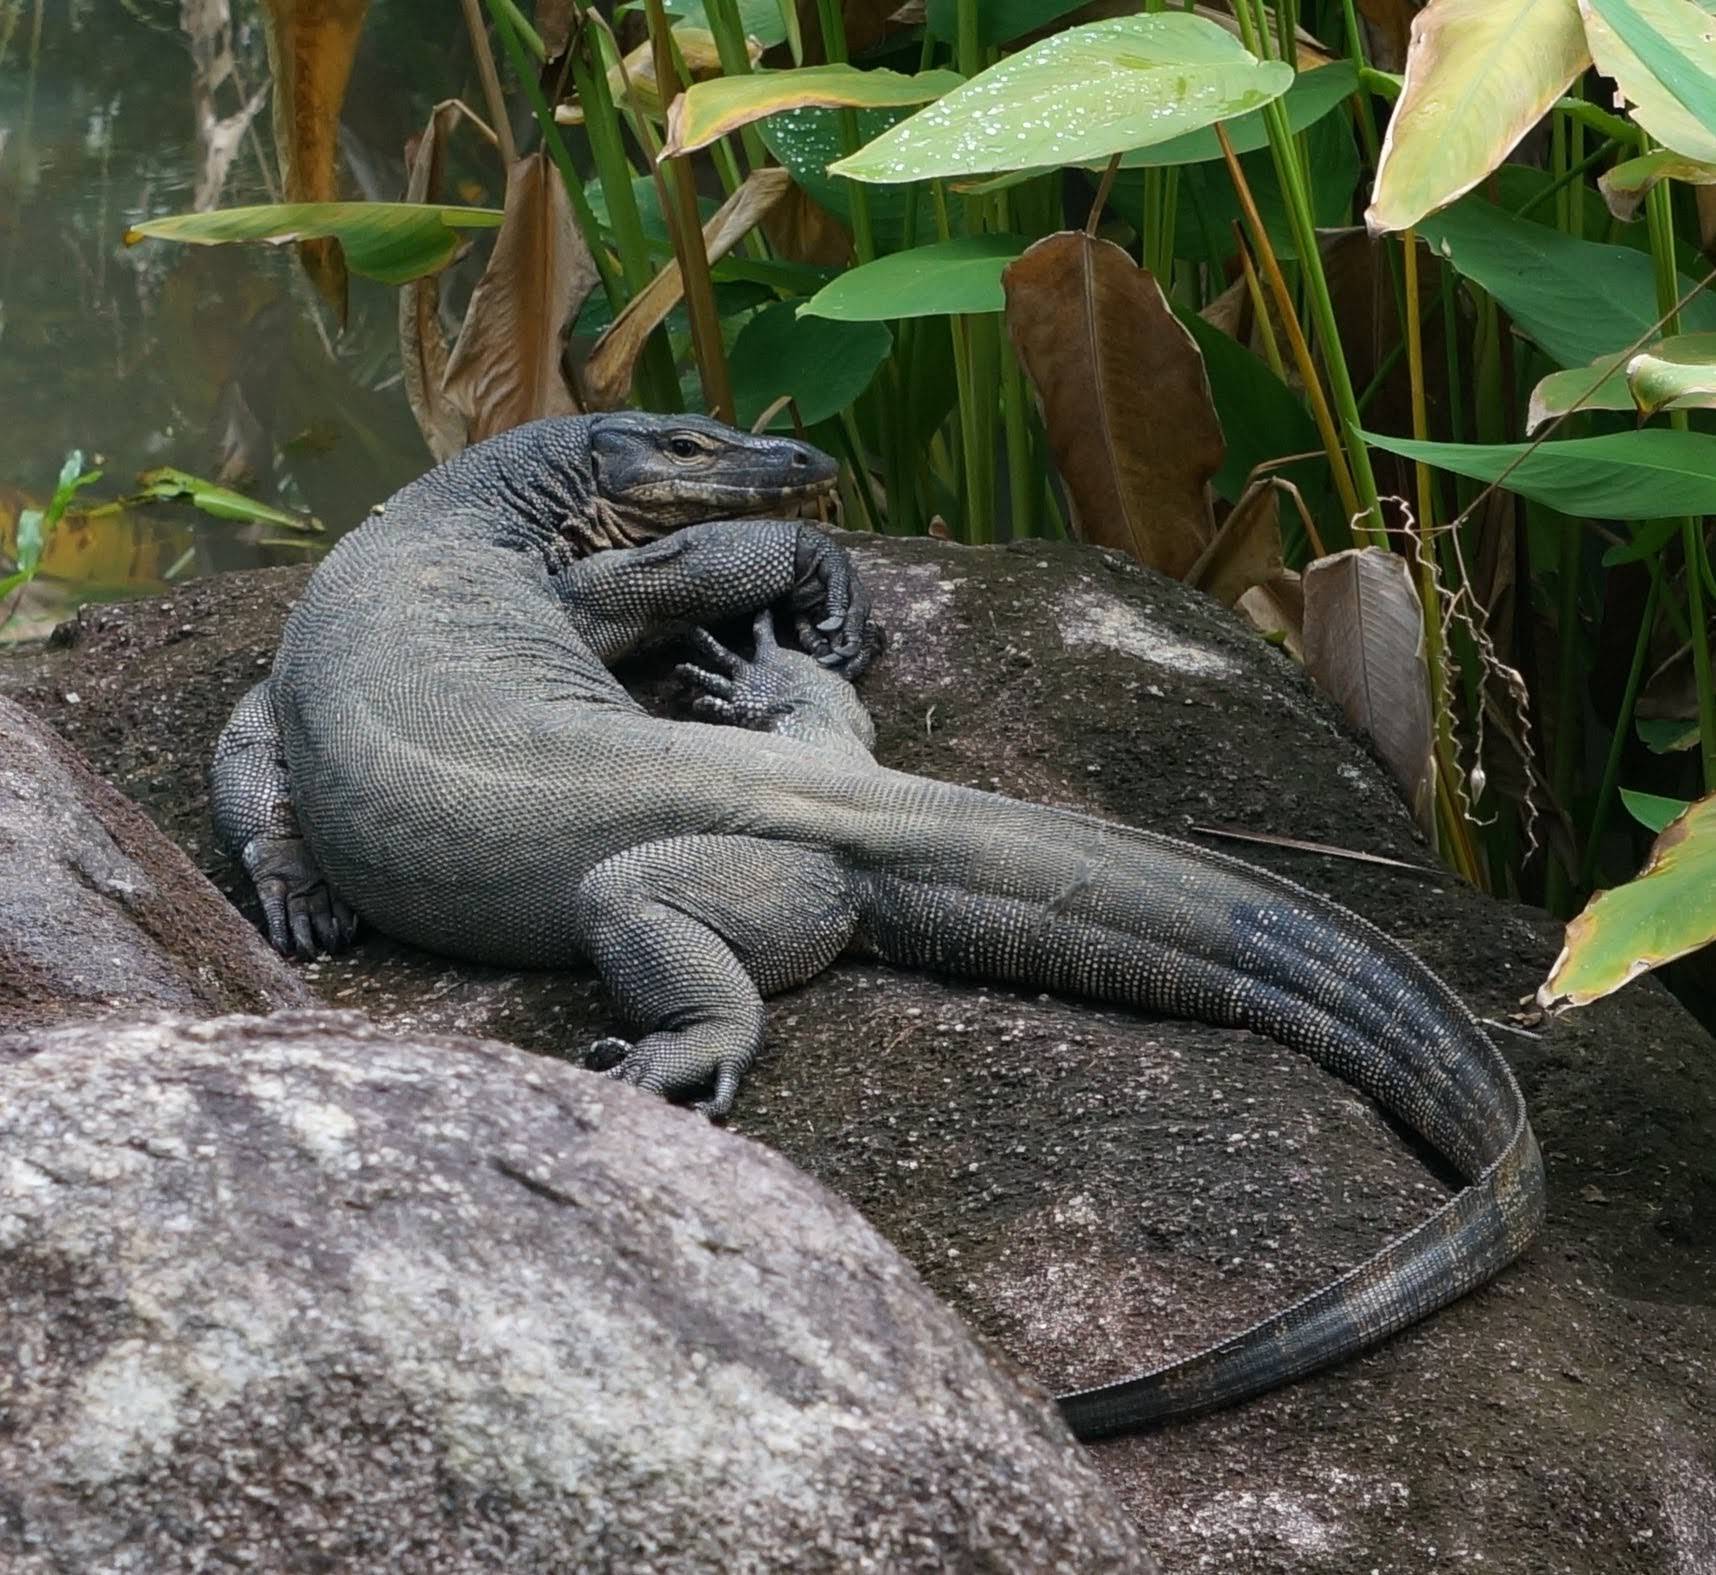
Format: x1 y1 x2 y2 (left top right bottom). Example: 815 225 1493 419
0 1011 1153 1574
7 534 1716 1573
0 694 307 1031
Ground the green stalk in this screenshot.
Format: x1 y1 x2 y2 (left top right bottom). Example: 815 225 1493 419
1235 0 1382 538
1336 0 1382 165
1645 153 1716 789
485 0 623 309
1544 507 1584 914
701 0 770 170
569 29 679 410
956 0 980 76
814 0 876 262
1581 558 1664 888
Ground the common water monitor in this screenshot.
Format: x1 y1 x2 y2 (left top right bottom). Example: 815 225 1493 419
209 412 1544 1440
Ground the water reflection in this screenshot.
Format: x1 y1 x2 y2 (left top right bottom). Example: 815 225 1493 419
0 0 463 636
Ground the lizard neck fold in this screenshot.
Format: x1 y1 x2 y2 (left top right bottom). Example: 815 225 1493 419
413 418 602 557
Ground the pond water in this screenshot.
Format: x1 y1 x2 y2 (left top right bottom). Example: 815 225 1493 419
0 0 478 638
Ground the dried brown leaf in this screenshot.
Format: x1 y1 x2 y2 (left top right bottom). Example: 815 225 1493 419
260 0 371 321
397 102 468 462
1303 546 1436 836
1237 572 1306 660
1003 231 1223 578
1187 477 1285 608
442 152 596 445
762 181 854 268
582 167 792 410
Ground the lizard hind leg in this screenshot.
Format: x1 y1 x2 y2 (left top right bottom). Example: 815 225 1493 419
573 835 859 1118
209 679 357 959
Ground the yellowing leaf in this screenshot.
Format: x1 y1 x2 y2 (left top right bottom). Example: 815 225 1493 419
1367 0 1589 235
661 64 962 158
1582 0 1716 164
1003 232 1222 578
1626 332 1716 415
559 26 762 127
260 0 372 318
1539 790 1716 1008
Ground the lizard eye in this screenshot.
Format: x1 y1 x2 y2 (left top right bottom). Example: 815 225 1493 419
667 436 704 459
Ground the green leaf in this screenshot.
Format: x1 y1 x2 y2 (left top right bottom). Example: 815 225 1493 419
1637 715 1701 752
125 202 504 287
1541 787 1716 1007
728 303 892 429
1602 517 1680 564
1122 60 1357 169
43 451 103 533
126 468 324 533
799 235 1031 321
1583 0 1716 161
829 14 1293 183
1361 428 1716 518
1418 196 1716 367
656 0 788 46
759 106 934 249
1621 787 1692 832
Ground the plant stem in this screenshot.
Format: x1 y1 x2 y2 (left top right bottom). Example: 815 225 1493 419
644 0 732 418
1581 559 1664 888
485 0 622 308
462 0 518 165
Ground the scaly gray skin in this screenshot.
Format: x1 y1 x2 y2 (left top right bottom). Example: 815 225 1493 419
209 412 1545 1441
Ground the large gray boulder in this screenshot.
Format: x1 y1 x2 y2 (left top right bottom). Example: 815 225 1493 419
0 1010 1153 1574
0 694 307 1031
8 534 1716 1572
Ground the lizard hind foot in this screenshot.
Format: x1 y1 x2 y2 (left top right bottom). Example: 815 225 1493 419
242 834 358 960
583 1033 746 1122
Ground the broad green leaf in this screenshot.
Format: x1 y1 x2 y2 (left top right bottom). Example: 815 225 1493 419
1540 789 1716 1008
759 105 934 250
125 201 503 286
1598 148 1716 222
1418 197 1716 367
1122 60 1356 168
1602 517 1680 564
799 235 1030 320
662 65 964 158
1638 716 1701 752
1628 333 1716 412
1366 0 1589 234
1583 0 1716 162
728 303 892 429
127 468 324 533
829 15 1292 184
1362 428 1716 518
655 0 788 46
1621 787 1691 831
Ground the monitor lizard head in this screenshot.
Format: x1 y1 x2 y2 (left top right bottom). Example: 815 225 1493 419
586 412 837 545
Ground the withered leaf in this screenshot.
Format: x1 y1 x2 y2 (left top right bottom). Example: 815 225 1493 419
1003 231 1223 578
1187 477 1286 609
442 152 597 446
1302 546 1437 836
260 0 371 322
397 101 467 462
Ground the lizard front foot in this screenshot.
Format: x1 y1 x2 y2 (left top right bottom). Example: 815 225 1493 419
676 619 798 730
240 835 358 960
585 1034 747 1121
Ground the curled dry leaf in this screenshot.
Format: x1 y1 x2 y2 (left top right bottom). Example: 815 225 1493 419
583 168 793 411
1302 545 1437 837
1003 231 1222 578
442 151 598 447
398 101 467 462
260 0 372 321
1186 476 1285 609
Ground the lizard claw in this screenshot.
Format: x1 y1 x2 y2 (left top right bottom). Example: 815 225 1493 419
585 1035 740 1121
243 835 358 960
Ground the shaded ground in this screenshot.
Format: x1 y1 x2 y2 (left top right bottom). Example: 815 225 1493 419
7 534 1715 1573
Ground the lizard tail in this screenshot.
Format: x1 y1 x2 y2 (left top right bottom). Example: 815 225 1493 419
846 786 1546 1438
